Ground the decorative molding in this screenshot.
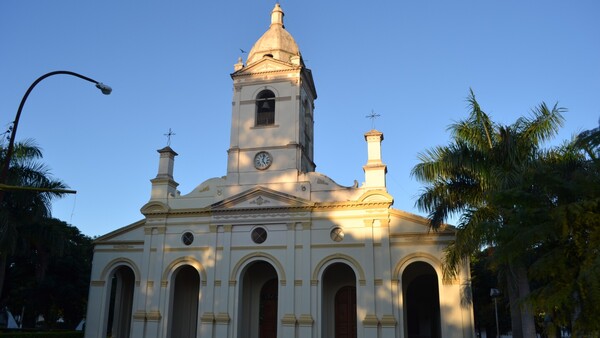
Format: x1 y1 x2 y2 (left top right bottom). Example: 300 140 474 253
146 311 162 321
164 246 210 253
374 279 383 286
133 311 146 321
380 315 397 327
310 243 364 249
90 280 105 287
215 313 230 324
298 314 314 326
200 312 215 323
311 280 318 286
229 280 237 286
146 281 154 288
231 245 287 251
249 196 271 206
294 280 302 286
215 280 222 286
362 314 379 327
281 314 296 326
316 178 329 185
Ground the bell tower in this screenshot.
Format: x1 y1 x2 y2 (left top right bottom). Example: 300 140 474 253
227 4 317 185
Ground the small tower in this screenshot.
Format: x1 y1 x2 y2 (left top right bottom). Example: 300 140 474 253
363 130 387 190
150 146 179 200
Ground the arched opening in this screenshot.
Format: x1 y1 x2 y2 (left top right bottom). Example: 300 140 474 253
255 90 275 126
105 266 135 338
238 261 279 338
322 263 357 338
402 261 441 338
168 265 200 338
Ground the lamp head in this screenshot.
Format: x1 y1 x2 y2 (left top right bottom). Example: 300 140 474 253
95 82 112 95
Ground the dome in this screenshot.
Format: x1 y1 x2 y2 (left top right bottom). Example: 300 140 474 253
246 4 301 65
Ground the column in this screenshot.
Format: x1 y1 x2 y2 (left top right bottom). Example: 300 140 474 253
281 222 297 337
362 219 378 338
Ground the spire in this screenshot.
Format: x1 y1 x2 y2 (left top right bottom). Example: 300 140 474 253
270 3 284 27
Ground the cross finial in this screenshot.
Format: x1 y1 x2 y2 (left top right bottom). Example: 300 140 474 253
366 110 381 129
164 128 176 146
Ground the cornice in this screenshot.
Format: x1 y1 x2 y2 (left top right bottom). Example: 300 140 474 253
139 200 392 218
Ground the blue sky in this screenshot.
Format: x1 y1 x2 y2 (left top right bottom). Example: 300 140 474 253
1 1 598 237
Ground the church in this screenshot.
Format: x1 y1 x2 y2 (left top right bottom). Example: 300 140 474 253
84 4 475 338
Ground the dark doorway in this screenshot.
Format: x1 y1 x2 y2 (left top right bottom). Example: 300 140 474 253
335 285 357 338
238 261 279 338
106 266 135 338
168 265 200 338
403 261 441 338
322 263 357 338
259 278 278 338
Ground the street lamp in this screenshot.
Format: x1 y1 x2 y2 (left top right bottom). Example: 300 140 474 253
0 70 111 201
490 288 502 338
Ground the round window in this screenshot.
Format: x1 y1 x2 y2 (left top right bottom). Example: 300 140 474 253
330 227 344 242
181 232 194 246
251 227 268 244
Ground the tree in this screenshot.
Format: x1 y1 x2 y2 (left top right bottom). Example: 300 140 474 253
411 89 565 337
493 126 600 335
0 139 67 301
3 219 93 329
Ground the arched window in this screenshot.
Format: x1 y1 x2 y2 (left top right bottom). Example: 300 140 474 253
256 90 276 126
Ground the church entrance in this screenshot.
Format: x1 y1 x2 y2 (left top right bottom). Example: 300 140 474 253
168 265 200 338
322 263 357 338
335 285 357 338
259 278 278 338
105 266 134 338
402 261 441 338
238 261 279 338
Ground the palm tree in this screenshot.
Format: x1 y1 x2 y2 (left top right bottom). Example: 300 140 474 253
411 89 565 338
0 139 67 300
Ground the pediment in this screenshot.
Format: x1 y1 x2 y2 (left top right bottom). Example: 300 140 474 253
211 186 313 211
357 190 394 204
233 57 299 76
140 201 170 215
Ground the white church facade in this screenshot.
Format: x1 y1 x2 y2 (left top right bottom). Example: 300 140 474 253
84 4 475 338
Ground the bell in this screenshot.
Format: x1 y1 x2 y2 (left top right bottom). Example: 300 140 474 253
261 101 270 109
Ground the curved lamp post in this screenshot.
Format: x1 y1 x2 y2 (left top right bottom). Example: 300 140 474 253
0 71 111 200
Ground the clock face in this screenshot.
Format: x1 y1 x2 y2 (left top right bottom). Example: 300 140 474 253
254 151 273 170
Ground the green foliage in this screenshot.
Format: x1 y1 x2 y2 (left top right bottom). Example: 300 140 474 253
0 330 83 338
3 219 93 329
414 90 600 335
0 140 92 330
492 137 600 335
470 249 511 336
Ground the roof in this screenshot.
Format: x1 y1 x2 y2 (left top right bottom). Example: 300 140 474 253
246 4 301 65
